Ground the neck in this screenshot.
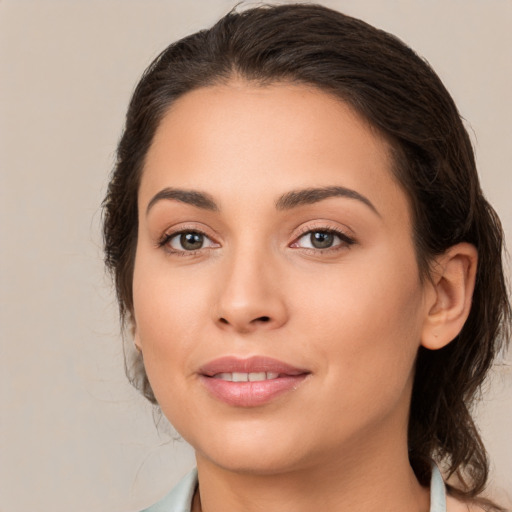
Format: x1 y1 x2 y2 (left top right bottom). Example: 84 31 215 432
193 427 430 512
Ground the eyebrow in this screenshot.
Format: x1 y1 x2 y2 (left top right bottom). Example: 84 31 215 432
146 185 380 217
146 187 219 214
275 186 380 216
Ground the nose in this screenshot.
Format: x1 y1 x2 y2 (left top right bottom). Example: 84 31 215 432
214 248 288 333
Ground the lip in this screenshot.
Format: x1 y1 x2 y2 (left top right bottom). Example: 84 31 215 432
198 356 310 407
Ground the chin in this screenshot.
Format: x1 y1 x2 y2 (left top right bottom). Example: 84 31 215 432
185 421 312 475
201 446 307 476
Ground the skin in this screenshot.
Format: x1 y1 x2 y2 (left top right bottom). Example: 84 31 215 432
132 81 478 512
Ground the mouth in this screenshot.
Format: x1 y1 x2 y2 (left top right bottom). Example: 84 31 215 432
212 371 280 382
198 356 310 407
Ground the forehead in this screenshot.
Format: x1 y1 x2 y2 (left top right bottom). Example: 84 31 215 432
140 81 408 222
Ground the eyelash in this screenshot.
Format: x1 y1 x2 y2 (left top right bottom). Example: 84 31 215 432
157 229 218 256
157 226 356 256
291 226 356 253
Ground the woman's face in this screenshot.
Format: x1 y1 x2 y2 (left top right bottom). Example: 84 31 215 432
133 82 432 474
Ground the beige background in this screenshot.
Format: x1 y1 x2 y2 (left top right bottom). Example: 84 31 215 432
1 1 511 511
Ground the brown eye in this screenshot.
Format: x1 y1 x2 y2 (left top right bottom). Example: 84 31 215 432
179 232 204 250
167 231 217 252
292 229 355 251
310 231 335 249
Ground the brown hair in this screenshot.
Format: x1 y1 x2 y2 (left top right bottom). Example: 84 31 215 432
102 3 510 505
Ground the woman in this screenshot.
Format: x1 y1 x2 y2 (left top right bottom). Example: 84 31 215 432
102 4 510 511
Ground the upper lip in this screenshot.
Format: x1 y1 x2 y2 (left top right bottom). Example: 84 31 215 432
199 356 309 377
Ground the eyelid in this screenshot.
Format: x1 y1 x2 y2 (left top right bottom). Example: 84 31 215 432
293 220 355 239
156 223 221 253
289 222 356 250
155 220 355 255
169 231 217 250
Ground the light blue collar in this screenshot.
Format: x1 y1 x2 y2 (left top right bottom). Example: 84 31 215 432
141 468 197 512
430 463 447 512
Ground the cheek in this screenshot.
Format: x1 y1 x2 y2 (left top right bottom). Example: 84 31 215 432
132 273 214 431
134 245 211 330
131 252 213 393
297 245 425 399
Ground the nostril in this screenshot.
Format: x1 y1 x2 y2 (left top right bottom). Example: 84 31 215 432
217 315 272 327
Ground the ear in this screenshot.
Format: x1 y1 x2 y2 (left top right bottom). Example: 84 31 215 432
130 318 143 353
421 243 478 350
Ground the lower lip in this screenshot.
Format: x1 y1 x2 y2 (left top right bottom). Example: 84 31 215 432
199 374 309 407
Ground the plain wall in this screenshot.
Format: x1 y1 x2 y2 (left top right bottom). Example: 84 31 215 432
0 1 510 511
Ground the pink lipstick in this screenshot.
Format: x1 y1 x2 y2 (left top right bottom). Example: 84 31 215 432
198 356 310 407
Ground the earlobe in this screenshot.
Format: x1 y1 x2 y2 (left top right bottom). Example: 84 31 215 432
421 243 478 350
131 321 143 353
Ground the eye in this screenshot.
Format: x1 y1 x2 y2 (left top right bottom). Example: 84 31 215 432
164 231 218 252
292 229 354 250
